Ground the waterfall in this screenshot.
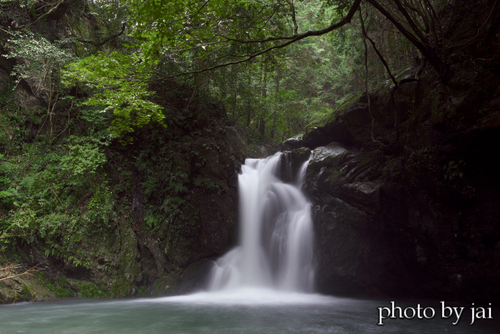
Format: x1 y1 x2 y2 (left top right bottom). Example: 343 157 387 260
208 152 315 292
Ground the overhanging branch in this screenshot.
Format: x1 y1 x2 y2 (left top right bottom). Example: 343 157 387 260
366 0 446 77
0 0 65 38
162 0 362 78
218 0 361 45
76 23 126 48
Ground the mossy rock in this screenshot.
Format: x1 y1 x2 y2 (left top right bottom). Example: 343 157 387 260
281 133 305 151
306 93 363 133
151 271 182 296
0 271 57 304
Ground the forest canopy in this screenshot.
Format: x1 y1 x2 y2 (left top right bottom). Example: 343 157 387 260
1 0 493 142
62 0 412 141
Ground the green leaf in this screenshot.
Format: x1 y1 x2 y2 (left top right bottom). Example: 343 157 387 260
63 52 165 139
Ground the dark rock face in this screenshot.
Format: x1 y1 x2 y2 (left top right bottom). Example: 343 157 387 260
294 61 500 302
125 102 246 294
170 258 217 294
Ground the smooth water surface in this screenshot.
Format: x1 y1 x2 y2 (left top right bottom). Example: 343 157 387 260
0 291 497 334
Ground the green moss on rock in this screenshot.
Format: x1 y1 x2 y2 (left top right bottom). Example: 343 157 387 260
306 93 363 132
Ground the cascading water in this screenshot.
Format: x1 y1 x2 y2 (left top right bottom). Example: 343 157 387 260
4 157 486 334
208 152 315 293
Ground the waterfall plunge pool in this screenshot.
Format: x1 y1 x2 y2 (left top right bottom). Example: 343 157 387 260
0 292 498 333
2 154 497 333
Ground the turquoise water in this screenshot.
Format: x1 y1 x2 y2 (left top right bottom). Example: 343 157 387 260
0 289 497 333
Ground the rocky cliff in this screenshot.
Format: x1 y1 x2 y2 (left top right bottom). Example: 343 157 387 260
283 53 500 302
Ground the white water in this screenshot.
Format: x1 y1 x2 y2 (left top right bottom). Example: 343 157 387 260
207 152 315 295
2 153 499 333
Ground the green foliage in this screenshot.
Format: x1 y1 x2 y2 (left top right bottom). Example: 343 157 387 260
63 52 165 139
4 31 75 99
0 0 36 27
0 0 236 300
45 278 74 298
77 281 111 298
3 30 84 144
137 145 199 237
36 273 111 298
200 0 390 143
0 0 37 7
0 141 114 268
85 182 115 227
137 285 147 296
60 136 109 175
125 0 292 62
0 86 31 154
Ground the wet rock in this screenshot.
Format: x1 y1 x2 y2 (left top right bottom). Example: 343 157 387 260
171 258 216 294
339 180 383 215
281 133 304 151
248 144 274 158
289 147 312 181
291 146 311 164
303 142 352 201
311 142 348 164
